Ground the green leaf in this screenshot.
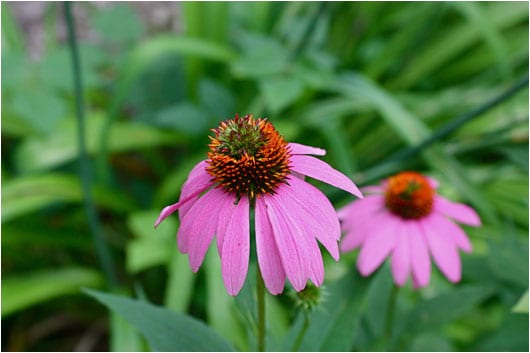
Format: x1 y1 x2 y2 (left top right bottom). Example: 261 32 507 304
126 210 176 273
10 87 65 135
164 249 195 313
396 285 496 339
15 112 183 173
111 312 145 352
232 34 289 78
153 102 210 134
2 173 136 223
85 289 236 352
2 267 103 317
260 76 305 113
512 290 529 313
410 332 452 352
91 4 144 45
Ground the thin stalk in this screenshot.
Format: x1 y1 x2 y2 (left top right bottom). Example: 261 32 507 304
64 2 118 288
256 268 266 352
292 312 310 352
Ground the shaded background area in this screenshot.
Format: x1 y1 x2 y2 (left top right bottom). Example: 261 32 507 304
2 2 528 351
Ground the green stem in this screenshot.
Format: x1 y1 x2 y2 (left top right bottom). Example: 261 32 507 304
384 285 399 345
292 312 310 351
257 268 266 352
64 2 118 289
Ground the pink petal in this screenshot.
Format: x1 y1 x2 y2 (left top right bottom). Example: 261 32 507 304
305 236 325 286
276 179 340 259
288 142 326 156
421 216 461 283
391 222 411 286
434 196 481 226
179 162 214 218
154 161 212 227
265 194 310 291
409 222 431 288
427 177 439 189
357 213 400 276
221 196 250 296
290 155 363 198
177 189 224 264
182 188 226 271
255 198 286 295
431 212 472 252
337 195 384 224
215 190 238 255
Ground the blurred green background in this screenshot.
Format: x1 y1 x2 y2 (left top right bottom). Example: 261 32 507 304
1 1 528 351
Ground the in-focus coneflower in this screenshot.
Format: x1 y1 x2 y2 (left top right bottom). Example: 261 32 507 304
156 114 362 295
339 171 481 288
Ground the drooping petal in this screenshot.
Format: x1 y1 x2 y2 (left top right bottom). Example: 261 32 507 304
339 196 385 252
221 196 250 296
408 222 431 288
434 196 481 226
255 198 286 295
288 142 326 156
430 212 472 252
305 236 325 286
182 188 227 271
265 195 310 291
290 155 363 198
179 161 214 218
357 213 400 276
391 221 411 286
215 191 238 255
421 216 461 283
276 179 340 259
154 161 212 227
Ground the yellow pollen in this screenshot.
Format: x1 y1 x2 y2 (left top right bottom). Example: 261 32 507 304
385 171 434 219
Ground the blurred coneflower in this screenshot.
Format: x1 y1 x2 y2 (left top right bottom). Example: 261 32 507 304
339 171 481 288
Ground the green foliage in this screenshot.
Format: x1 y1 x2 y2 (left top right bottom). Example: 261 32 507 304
2 2 527 351
85 289 236 351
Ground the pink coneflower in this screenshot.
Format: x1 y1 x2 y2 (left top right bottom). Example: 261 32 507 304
339 171 481 288
155 114 362 296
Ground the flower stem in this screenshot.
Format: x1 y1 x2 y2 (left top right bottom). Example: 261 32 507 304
64 2 118 289
292 312 310 351
384 285 399 343
256 268 266 352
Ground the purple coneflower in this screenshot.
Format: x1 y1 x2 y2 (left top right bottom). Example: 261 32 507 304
155 114 362 296
339 171 481 288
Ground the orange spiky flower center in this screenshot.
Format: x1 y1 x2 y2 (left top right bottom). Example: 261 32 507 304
206 114 291 201
385 172 434 219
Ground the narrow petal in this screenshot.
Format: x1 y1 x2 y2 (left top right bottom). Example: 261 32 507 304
290 155 363 198
430 212 472 252
434 196 481 226
288 142 326 156
421 216 461 283
255 198 286 294
391 222 411 286
265 195 310 291
408 222 431 288
215 191 238 255
221 196 250 296
305 236 325 286
361 185 384 194
276 179 340 259
357 213 400 276
154 161 212 227
339 197 385 253
179 162 214 218
182 188 226 271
